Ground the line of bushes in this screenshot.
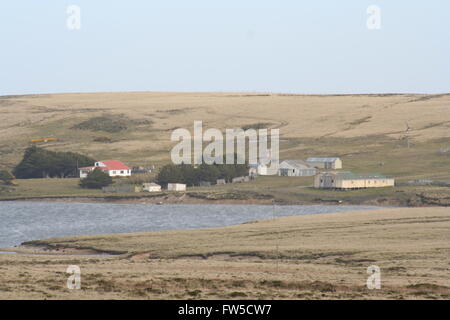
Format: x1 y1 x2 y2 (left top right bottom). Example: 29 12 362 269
156 162 249 187
13 146 96 179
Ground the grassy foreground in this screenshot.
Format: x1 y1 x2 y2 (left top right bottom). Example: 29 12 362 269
1 207 449 299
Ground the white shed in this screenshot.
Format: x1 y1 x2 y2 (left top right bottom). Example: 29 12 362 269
278 160 317 177
256 164 279 176
142 183 161 192
167 183 186 191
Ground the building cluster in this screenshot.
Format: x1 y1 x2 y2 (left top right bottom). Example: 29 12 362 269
79 160 167 193
79 157 394 193
253 157 394 190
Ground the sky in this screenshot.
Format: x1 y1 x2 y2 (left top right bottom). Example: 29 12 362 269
0 0 449 95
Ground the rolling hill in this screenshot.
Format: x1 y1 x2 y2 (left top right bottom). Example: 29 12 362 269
1 92 450 182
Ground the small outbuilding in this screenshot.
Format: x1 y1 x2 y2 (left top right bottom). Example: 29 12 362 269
278 160 316 177
232 176 244 183
314 171 395 190
216 179 227 185
142 183 161 192
167 183 186 191
307 157 342 170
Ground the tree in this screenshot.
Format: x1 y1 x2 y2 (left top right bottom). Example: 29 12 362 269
197 163 220 184
156 160 249 187
13 146 95 179
79 168 113 189
156 164 185 187
0 170 15 185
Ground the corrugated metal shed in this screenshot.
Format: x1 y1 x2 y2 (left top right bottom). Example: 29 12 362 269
281 160 313 169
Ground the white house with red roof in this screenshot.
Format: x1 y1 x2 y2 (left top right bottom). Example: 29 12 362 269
79 160 131 178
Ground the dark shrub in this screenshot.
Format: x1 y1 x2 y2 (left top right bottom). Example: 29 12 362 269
79 168 113 189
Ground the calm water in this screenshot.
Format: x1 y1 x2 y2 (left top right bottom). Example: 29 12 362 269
0 202 383 248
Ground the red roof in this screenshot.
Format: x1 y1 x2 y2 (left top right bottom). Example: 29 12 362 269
79 160 130 171
99 160 130 171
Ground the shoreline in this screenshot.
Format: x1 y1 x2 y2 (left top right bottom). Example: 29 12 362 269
0 193 426 206
0 205 395 256
0 244 126 257
0 195 275 205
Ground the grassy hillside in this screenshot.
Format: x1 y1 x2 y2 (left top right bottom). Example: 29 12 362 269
1 92 450 181
2 92 450 204
2 207 449 299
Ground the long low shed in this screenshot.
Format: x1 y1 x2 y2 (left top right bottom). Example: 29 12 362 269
314 172 395 189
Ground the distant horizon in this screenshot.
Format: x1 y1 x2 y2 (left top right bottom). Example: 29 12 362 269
2 90 450 98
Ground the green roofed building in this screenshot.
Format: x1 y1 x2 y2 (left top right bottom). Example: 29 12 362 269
314 171 395 189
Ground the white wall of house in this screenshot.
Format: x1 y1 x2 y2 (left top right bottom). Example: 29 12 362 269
79 161 132 178
106 169 131 177
79 170 91 179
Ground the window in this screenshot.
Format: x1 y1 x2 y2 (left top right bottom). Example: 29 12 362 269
120 171 124 174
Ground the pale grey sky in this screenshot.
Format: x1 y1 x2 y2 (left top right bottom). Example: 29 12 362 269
1 0 449 95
